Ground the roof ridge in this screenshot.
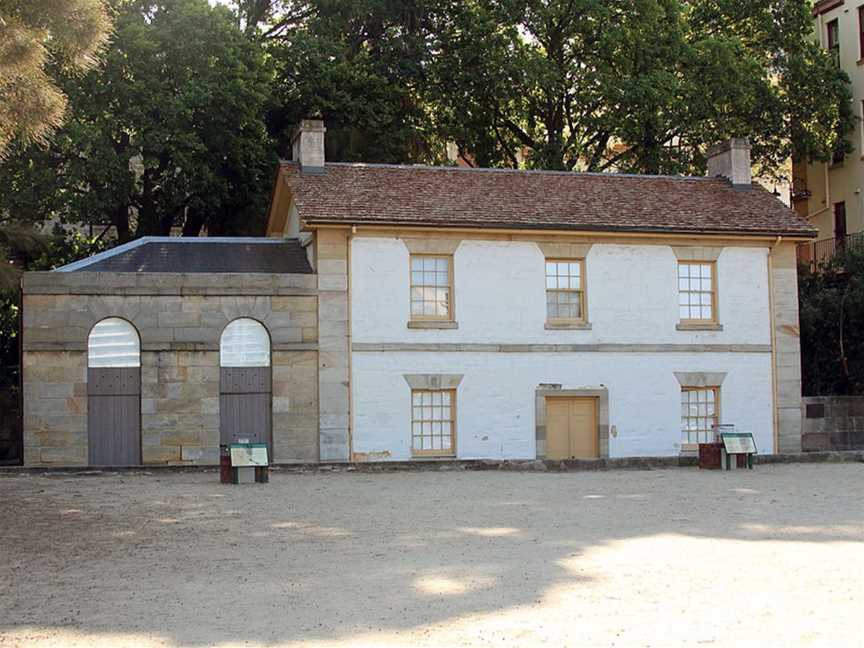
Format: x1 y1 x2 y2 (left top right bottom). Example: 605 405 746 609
283 160 713 183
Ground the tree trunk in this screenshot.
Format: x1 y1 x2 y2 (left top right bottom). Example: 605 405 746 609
182 207 205 237
111 204 131 244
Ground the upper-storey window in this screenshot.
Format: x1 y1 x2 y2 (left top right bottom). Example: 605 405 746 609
410 255 453 321
678 261 716 323
827 18 840 66
545 259 585 323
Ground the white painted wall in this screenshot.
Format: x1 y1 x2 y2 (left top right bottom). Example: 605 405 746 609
351 238 771 345
352 352 774 460
350 236 775 460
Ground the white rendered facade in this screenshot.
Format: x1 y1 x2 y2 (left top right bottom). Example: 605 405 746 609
349 236 776 460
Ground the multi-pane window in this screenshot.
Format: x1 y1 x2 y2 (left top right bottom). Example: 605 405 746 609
410 255 452 320
678 262 715 322
545 259 585 321
681 387 719 445
411 389 456 456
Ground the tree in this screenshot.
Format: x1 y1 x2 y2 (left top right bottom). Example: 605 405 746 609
229 0 313 39
799 249 864 396
0 0 277 240
267 0 444 163
426 0 854 175
0 0 112 155
0 222 46 290
0 229 105 370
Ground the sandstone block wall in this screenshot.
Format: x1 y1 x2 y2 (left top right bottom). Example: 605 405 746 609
22 351 88 465
315 229 351 462
22 272 319 466
771 242 804 454
801 396 864 451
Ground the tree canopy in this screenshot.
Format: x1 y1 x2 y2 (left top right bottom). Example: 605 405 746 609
255 0 854 175
424 0 853 174
1 0 854 240
0 0 276 241
0 0 112 155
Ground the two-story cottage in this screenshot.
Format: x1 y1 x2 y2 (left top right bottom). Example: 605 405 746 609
19 121 814 466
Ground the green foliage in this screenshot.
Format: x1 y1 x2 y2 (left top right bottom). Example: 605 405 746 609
0 222 48 291
267 0 444 163
0 0 112 154
425 0 855 174
799 248 864 396
0 0 277 240
0 230 106 368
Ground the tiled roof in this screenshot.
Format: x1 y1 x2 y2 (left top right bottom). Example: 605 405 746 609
58 238 313 274
283 162 815 237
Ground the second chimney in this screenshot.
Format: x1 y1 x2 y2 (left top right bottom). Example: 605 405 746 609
292 119 326 175
706 138 752 190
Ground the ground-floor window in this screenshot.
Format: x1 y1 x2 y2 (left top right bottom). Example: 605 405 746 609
681 387 719 445
411 389 456 457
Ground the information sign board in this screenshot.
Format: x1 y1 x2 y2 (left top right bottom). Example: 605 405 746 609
721 432 757 455
230 443 269 467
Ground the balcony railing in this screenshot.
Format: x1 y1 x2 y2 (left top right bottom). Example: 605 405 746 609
797 232 864 268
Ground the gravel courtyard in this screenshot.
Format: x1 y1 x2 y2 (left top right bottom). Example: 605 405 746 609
0 464 861 648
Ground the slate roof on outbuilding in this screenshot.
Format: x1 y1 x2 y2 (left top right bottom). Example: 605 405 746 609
56 237 313 274
281 162 816 238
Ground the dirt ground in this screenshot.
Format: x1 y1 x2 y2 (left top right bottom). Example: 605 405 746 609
0 464 861 648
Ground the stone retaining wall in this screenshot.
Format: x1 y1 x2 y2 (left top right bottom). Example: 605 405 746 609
801 396 864 452
22 272 319 466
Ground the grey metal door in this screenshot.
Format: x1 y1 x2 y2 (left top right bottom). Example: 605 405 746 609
220 367 272 449
87 368 141 465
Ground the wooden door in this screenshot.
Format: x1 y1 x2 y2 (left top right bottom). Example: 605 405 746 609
219 367 272 450
88 368 141 465
546 397 598 460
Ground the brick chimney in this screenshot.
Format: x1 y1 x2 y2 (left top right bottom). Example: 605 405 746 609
292 119 326 175
706 138 752 190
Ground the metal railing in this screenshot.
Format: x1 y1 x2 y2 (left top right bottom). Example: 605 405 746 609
797 231 864 268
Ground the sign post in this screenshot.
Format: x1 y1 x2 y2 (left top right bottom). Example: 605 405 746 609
720 432 757 470
229 442 269 484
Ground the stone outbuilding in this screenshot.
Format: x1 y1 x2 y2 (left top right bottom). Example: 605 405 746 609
21 238 325 466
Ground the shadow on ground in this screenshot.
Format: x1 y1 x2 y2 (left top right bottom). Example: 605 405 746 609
0 464 861 646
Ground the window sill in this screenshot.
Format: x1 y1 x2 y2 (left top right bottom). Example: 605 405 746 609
407 320 458 330
411 453 457 460
677 323 723 332
858 58 864 66
545 321 593 330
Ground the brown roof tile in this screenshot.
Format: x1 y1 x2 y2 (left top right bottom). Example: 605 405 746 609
283 162 815 238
